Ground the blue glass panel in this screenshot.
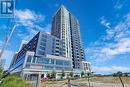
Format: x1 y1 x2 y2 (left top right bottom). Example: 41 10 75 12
64 61 71 66
36 57 54 65
36 57 43 63
39 45 45 50
38 50 45 55
27 56 32 63
44 65 54 70
55 66 63 70
56 60 63 65
64 67 71 71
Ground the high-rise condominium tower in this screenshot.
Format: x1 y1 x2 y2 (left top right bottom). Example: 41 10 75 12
51 5 85 69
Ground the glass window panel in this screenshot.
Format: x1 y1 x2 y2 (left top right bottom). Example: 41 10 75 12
55 66 63 70
44 65 54 70
36 57 55 65
64 67 71 71
42 34 47 38
43 58 54 64
39 45 45 50
41 38 46 42
32 57 36 63
38 50 45 55
36 57 43 63
64 61 71 66
27 56 32 63
40 41 46 46
56 60 63 65
42 58 49 64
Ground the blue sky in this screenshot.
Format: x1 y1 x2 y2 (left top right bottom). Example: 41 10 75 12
0 0 130 74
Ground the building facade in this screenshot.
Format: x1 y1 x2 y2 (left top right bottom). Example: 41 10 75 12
36 32 64 57
51 5 85 69
10 32 72 79
9 5 91 81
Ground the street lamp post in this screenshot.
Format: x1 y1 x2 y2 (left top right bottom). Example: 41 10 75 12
0 24 18 59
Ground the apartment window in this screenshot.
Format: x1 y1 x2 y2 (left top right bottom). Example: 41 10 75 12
55 54 59 56
41 38 46 42
55 50 59 53
40 42 46 46
55 66 63 70
38 50 45 55
60 52 63 55
64 61 71 66
56 43 59 45
56 39 59 42
37 57 43 64
33 41 36 44
56 60 63 65
43 58 49 64
77 53 79 55
42 34 47 38
64 67 71 71
44 66 54 70
49 59 54 64
40 46 45 50
56 47 59 49
33 46 35 48
27 56 32 63
32 57 36 63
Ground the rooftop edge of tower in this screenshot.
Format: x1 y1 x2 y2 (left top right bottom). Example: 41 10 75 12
53 4 68 17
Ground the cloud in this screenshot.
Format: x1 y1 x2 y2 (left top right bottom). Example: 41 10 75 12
93 66 130 74
34 24 51 33
101 38 130 56
100 16 111 29
114 0 127 9
14 9 51 41
86 13 130 63
17 23 51 41
15 9 45 26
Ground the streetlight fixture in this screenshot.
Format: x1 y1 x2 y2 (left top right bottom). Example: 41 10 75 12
0 24 19 59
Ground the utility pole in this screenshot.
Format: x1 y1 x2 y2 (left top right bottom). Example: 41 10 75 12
68 78 71 87
119 76 124 87
0 24 17 59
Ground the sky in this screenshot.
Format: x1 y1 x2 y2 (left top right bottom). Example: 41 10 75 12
0 0 130 74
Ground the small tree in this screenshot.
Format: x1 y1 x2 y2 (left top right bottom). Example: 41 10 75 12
116 71 124 87
81 71 85 77
61 70 65 79
86 72 91 76
51 70 56 79
113 73 117 77
86 72 91 87
47 73 51 79
124 73 128 77
69 71 73 78
117 71 123 76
